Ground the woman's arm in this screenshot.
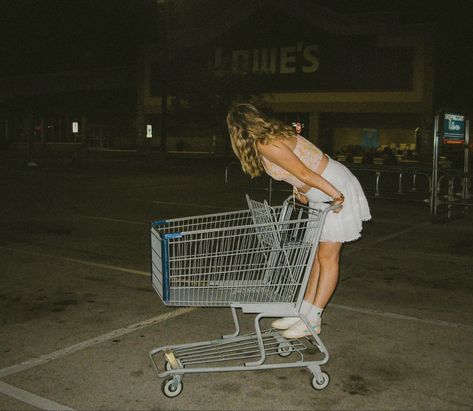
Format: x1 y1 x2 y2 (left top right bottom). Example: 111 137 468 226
257 140 341 199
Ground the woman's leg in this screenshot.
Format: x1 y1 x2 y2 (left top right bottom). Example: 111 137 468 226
313 241 342 308
282 241 342 338
271 253 321 330
303 241 342 307
303 254 321 303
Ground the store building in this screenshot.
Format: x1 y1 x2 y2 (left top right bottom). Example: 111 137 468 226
139 1 433 158
1 1 433 160
0 67 136 151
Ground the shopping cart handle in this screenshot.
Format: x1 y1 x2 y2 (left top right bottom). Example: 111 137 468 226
329 203 343 213
284 194 308 206
284 195 343 213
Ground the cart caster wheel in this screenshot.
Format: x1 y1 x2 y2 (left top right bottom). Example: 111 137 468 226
161 377 183 398
311 371 330 390
277 342 293 357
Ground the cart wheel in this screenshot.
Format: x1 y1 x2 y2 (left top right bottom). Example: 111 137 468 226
311 372 330 390
277 342 293 357
161 377 183 398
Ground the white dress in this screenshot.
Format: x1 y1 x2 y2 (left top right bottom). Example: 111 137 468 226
261 135 371 243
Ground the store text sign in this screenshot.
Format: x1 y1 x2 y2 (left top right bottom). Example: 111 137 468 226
443 113 465 144
212 43 320 75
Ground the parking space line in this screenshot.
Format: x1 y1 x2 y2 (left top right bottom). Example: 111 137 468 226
332 303 473 331
344 221 430 255
155 200 233 210
0 381 74 411
0 307 196 379
75 215 147 226
361 220 430 247
1 218 427 279
356 244 473 263
76 212 423 228
0 246 149 277
370 217 424 226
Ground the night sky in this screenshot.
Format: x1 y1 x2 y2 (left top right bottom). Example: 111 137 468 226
1 0 472 107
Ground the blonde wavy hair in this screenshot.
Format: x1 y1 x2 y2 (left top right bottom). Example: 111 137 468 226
226 103 296 178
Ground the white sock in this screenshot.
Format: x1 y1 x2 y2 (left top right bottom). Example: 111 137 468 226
307 305 324 325
300 300 313 316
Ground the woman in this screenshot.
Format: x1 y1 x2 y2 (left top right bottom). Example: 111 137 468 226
226 103 371 338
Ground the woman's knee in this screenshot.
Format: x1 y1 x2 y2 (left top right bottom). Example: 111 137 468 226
317 243 341 265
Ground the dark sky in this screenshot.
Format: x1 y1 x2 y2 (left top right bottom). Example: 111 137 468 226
1 0 472 105
0 0 159 74
1 0 471 69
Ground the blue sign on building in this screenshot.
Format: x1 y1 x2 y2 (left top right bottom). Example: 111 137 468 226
362 128 379 148
443 113 465 144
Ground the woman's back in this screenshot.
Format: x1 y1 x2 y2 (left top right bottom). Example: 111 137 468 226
260 135 323 186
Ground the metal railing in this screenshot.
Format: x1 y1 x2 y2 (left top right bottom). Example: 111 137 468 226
347 165 432 198
433 171 472 219
225 161 433 203
225 161 472 219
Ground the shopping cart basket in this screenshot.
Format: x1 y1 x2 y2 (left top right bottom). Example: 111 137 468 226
149 196 335 397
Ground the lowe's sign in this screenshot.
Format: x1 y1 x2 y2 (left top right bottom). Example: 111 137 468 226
443 113 465 144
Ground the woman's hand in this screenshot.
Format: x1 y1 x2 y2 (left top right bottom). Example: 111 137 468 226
293 187 308 204
331 193 344 213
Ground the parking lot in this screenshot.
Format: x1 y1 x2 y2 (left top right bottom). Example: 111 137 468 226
1 155 472 410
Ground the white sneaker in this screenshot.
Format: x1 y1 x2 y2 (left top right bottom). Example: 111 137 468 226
271 317 300 330
282 319 321 339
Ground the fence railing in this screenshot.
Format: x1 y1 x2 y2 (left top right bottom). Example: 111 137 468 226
225 161 472 219
433 171 472 219
347 165 432 198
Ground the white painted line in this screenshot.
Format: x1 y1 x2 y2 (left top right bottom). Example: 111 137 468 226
331 303 473 331
370 217 423 226
75 214 421 228
360 221 431 247
0 246 149 277
0 307 196 379
358 245 473 263
0 381 74 411
155 200 233 211
344 221 430 255
76 215 147 226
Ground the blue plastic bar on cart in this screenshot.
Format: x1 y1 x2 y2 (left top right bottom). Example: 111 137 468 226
152 220 167 227
161 232 183 302
161 238 170 302
163 232 183 239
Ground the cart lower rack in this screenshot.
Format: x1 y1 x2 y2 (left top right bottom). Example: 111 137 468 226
149 196 334 397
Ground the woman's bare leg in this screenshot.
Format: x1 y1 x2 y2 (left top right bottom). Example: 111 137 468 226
303 254 321 303
272 251 320 330
282 241 343 338
313 241 342 308
275 242 342 334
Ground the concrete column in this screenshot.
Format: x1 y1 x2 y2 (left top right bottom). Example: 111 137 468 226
81 115 88 151
136 47 148 152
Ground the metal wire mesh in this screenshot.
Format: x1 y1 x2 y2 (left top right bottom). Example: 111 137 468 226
169 330 307 367
151 198 324 307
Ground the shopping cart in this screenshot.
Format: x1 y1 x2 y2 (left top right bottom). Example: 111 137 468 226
149 195 335 397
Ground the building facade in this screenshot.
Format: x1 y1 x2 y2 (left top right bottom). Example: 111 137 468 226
1 1 433 160
139 1 433 157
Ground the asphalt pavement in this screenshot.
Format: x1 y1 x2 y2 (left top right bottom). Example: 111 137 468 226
0 155 472 410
